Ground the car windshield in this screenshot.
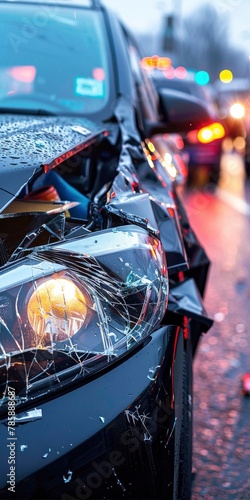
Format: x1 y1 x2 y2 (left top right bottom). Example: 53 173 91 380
0 2 112 117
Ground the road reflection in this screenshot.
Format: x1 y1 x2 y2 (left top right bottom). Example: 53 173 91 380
217 152 250 214
184 152 250 499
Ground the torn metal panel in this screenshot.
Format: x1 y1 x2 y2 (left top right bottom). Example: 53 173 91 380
111 97 146 196
106 191 189 274
113 96 142 145
151 200 189 274
105 200 159 237
168 278 213 331
108 119 190 274
173 187 211 296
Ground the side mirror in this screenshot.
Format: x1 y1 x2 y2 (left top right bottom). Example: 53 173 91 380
147 88 215 135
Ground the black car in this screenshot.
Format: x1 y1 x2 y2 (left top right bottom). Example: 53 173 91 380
149 66 226 183
0 1 213 499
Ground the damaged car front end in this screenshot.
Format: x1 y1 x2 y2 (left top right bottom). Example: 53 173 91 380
0 117 212 500
0 1 213 498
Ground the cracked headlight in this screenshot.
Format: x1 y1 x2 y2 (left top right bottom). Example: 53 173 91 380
0 227 168 410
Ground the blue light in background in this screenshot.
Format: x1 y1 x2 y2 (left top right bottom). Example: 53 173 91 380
195 70 210 85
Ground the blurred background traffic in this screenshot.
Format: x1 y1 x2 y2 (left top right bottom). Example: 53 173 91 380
104 0 250 190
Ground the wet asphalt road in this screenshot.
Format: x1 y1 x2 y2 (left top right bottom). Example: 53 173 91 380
184 153 250 499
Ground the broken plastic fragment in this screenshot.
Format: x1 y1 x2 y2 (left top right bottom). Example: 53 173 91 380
14 408 42 424
42 448 51 458
107 332 118 342
99 416 105 423
63 470 73 483
149 366 160 374
20 445 28 452
112 467 126 492
126 271 151 287
164 417 177 449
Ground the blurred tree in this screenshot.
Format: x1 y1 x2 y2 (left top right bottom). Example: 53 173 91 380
177 4 247 81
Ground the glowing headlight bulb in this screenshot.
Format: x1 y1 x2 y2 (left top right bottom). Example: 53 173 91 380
27 278 87 344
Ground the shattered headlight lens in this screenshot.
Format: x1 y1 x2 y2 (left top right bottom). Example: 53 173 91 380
0 227 168 409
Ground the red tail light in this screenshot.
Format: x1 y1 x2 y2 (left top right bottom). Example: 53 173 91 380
197 122 225 144
187 122 226 144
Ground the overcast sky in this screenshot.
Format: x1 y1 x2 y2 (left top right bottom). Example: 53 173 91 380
103 0 250 53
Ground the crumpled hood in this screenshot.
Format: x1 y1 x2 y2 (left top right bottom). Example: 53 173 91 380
0 114 107 211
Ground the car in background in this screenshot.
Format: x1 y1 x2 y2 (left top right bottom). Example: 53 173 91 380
145 62 226 184
0 2 213 499
214 78 249 174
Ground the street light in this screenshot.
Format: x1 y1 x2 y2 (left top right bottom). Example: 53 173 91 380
219 69 233 83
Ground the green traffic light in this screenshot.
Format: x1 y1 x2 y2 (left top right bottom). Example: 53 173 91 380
195 71 210 85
